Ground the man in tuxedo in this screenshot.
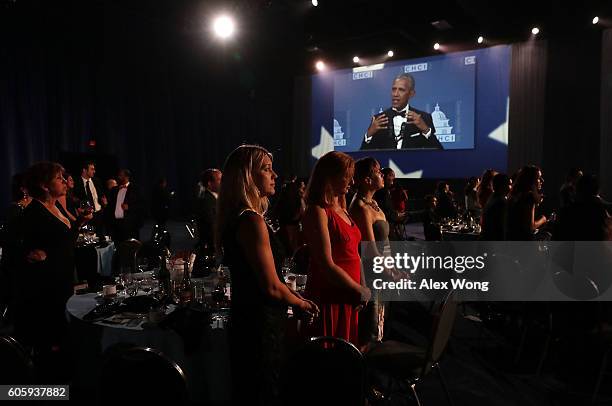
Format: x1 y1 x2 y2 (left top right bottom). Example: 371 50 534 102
195 168 222 250
361 73 443 150
106 169 145 242
73 161 107 232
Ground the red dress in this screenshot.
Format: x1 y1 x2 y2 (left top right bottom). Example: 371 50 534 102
305 207 362 345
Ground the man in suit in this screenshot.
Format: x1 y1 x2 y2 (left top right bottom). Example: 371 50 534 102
73 161 107 233
361 73 443 150
106 169 145 242
195 168 222 250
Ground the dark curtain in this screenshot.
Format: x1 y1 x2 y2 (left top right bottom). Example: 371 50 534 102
0 1 294 219
290 75 312 178
507 40 548 175
601 28 612 201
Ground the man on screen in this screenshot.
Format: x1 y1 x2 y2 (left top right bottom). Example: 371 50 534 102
361 73 443 150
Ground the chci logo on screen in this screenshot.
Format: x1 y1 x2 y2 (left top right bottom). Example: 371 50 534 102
404 63 428 73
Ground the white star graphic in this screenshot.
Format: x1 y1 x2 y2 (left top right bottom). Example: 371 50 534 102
389 159 423 178
487 97 509 145
311 125 334 160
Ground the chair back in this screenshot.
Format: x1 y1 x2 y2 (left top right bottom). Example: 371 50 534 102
283 336 365 405
100 344 187 403
0 336 34 384
423 290 458 375
117 239 142 271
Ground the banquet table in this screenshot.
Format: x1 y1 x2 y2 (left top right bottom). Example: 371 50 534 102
74 240 115 284
66 276 230 403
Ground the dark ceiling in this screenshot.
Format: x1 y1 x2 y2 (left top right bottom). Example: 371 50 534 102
2 0 608 76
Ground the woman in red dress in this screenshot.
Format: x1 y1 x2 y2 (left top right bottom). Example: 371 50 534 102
303 151 371 345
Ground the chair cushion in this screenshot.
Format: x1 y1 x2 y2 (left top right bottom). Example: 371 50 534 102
365 340 426 380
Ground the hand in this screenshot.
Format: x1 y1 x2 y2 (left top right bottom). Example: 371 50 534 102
121 203 129 211
100 196 108 206
297 299 320 324
406 111 428 132
360 286 371 304
366 114 389 138
27 249 47 263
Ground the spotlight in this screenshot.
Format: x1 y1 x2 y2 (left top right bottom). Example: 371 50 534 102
387 50 394 57
477 36 484 44
315 60 325 71
531 27 540 35
593 16 599 25
352 56 359 63
312 0 318 6
213 15 235 39
433 43 440 50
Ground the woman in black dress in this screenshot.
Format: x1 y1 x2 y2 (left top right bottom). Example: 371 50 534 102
14 162 91 378
506 165 548 240
217 145 318 406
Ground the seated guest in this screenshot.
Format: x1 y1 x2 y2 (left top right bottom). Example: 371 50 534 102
218 145 318 406
423 194 441 241
303 151 371 346
434 181 457 219
106 169 145 242
506 165 547 240
271 179 306 255
554 174 611 241
559 167 583 209
14 162 91 380
481 173 511 241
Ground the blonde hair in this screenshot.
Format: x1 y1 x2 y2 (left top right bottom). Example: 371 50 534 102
216 145 273 250
305 151 354 209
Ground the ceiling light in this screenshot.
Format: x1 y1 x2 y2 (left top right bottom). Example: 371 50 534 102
531 27 540 35
433 43 440 50
213 15 235 39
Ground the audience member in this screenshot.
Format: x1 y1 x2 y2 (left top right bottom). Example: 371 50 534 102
195 168 222 250
423 194 441 241
434 181 457 219
151 177 173 226
217 145 318 406
303 151 370 346
559 167 583 209
464 176 480 218
106 169 145 242
271 179 306 255
481 173 511 241
14 162 91 381
350 157 398 350
506 165 547 240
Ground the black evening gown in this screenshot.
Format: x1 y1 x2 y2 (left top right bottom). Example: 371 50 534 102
222 209 287 406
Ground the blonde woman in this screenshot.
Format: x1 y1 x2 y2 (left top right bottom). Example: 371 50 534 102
217 145 318 406
303 151 371 346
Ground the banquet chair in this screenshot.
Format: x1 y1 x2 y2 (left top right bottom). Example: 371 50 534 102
100 344 188 403
282 336 366 406
0 335 35 384
116 238 142 273
366 291 458 406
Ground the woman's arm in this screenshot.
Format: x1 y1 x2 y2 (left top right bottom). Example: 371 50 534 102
237 213 316 312
303 206 369 301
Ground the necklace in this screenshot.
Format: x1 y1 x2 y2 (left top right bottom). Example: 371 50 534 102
358 195 380 212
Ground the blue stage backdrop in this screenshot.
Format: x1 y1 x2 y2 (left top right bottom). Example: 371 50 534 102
310 45 511 179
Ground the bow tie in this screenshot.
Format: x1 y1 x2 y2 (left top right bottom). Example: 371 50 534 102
390 109 407 118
